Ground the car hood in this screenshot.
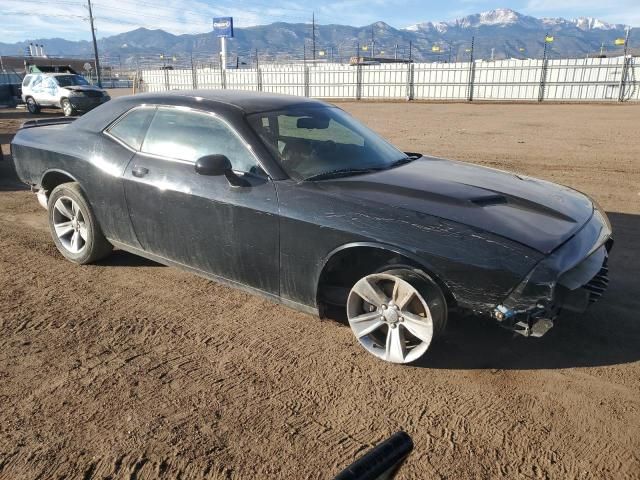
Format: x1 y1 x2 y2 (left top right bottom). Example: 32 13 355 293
63 85 105 93
317 156 594 254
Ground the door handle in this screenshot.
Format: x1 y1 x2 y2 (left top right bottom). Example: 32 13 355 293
132 166 149 178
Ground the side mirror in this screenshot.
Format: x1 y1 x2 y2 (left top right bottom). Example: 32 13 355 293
195 154 232 176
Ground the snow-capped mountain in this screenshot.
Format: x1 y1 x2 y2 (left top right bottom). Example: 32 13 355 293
404 8 626 33
400 8 632 59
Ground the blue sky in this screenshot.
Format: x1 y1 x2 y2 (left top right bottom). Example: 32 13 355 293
1 0 638 43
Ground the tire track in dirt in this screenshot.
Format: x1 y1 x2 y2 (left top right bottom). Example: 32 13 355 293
1 212 638 478
2 104 640 479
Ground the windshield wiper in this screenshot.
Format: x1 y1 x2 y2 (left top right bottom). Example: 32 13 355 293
304 167 382 181
388 157 414 168
304 156 420 181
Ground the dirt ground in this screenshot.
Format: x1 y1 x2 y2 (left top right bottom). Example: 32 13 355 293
0 101 639 479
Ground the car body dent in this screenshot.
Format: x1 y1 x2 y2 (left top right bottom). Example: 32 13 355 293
275 178 543 313
314 156 594 254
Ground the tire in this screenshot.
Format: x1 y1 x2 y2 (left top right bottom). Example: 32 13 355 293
26 97 40 114
346 268 447 364
61 98 75 117
48 182 112 264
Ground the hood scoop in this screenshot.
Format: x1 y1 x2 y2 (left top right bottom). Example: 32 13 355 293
470 195 508 207
470 191 577 223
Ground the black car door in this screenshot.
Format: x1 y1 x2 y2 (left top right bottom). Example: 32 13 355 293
122 106 280 295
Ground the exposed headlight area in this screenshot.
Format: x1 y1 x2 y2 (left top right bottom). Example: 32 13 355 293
493 205 613 337
589 207 612 256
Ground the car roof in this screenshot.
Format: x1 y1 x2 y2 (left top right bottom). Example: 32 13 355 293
32 73 80 77
131 89 331 114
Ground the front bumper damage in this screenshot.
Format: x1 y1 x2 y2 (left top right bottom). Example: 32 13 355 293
493 206 613 337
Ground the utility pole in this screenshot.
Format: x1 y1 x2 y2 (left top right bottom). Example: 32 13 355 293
312 12 316 61
190 52 196 89
87 0 102 87
622 26 631 57
618 26 631 102
467 36 475 101
408 41 412 62
538 33 550 102
371 26 375 57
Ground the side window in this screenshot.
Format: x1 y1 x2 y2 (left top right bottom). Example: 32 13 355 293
22 75 32 87
30 75 43 90
44 77 57 91
106 108 156 151
141 108 258 173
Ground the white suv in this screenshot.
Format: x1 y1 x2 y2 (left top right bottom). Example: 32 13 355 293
22 73 110 116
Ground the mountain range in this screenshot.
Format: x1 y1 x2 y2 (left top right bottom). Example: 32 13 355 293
0 8 635 67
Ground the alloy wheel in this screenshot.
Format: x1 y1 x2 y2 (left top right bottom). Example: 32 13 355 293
62 100 73 116
27 98 38 113
52 196 88 254
347 273 437 364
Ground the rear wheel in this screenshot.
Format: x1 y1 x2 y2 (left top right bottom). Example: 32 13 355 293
347 269 447 364
26 97 40 114
48 183 112 264
61 98 75 117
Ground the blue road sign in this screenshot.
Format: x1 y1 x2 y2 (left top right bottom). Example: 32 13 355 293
213 17 234 38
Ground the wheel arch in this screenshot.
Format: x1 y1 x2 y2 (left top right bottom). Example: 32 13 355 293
315 241 457 317
39 169 81 200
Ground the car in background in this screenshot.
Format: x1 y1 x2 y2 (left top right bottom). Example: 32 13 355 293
21 73 110 116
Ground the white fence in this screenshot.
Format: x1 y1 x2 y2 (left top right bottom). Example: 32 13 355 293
140 56 640 102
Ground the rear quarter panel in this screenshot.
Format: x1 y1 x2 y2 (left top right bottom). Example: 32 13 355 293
11 123 140 246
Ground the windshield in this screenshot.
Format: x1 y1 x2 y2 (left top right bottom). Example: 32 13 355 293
55 75 90 87
247 106 409 181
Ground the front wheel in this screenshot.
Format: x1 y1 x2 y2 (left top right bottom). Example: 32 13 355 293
26 97 40 114
61 98 75 117
48 183 112 264
346 269 447 364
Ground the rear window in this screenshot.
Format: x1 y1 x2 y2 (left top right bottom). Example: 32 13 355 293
106 107 156 151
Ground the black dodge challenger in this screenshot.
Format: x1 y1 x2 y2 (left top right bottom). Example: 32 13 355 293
11 91 613 364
